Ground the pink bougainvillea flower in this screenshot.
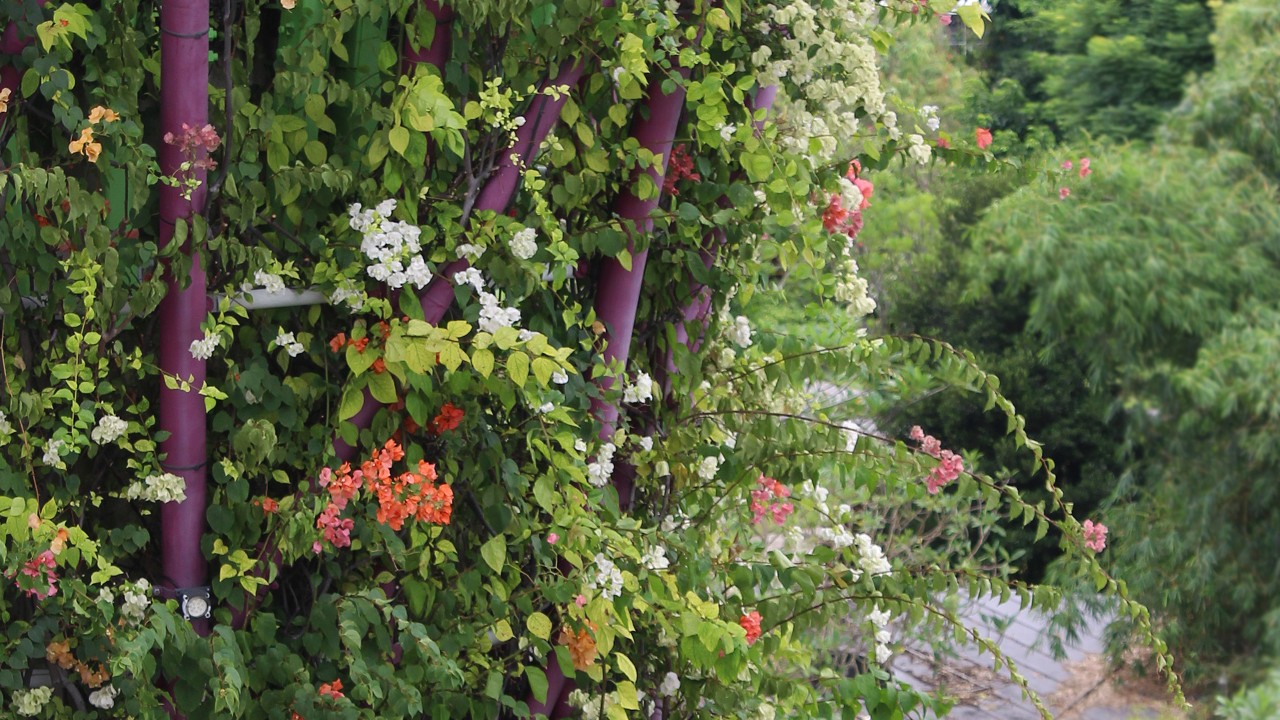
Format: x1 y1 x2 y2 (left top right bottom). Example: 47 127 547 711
546 532 559 545
1059 187 1071 200
1078 157 1092 178
1061 160 1073 170
574 594 588 607
1082 520 1108 552
975 127 993 150
939 13 952 25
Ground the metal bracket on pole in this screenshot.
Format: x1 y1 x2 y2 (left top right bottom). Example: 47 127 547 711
175 586 213 620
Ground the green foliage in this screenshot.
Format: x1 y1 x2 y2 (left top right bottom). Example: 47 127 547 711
1217 665 1280 720
0 0 1180 717
1175 0 1280 178
972 0 1214 141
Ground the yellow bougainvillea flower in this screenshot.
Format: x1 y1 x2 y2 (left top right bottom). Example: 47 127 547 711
68 127 103 162
0 87 11 114
88 105 120 124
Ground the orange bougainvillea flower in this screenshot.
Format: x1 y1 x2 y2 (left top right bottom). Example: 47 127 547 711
78 663 109 688
317 679 344 699
371 358 387 374
68 127 102 162
350 337 369 353
50 527 70 555
254 497 280 513
46 640 76 669
88 105 120 124
427 402 464 435
329 333 347 352
558 625 598 671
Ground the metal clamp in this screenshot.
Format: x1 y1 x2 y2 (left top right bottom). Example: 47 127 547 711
175 586 212 620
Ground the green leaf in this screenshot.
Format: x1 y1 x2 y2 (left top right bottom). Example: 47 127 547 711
389 126 410 156
532 357 558 387
956 5 986 38
471 348 495 378
615 653 637 682
527 612 552 640
507 351 530 387
338 384 366 421
493 619 514 642
368 371 397 404
480 534 506 573
525 666 549 703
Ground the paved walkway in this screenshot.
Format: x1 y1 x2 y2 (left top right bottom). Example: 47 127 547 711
893 595 1175 719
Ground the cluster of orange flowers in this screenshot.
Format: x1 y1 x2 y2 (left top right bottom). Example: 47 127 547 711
316 439 452 549
46 639 109 687
558 623 598 671
68 105 120 163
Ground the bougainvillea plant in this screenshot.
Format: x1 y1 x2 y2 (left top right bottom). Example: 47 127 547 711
0 0 1173 718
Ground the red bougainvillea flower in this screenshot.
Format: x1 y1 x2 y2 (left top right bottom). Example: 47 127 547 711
1082 520 1108 552
428 402 465 435
318 679 344 700
740 610 763 645
975 127 993 150
663 143 701 196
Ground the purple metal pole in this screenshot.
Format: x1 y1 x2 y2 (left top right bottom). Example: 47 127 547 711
157 0 211 638
401 0 454 70
588 68 691 441
1 2 48 121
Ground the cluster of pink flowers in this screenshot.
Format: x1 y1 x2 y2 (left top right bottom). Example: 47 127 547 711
18 550 59 599
1059 157 1092 199
822 161 875 240
1082 519 1108 552
750 474 795 525
164 122 222 171
975 128 993 150
909 426 964 494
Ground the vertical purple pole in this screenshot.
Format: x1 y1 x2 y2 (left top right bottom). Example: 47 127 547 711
0 2 48 121
157 0 210 638
401 0 453 70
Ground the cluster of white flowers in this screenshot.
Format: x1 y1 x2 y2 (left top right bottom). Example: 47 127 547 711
120 579 152 624
587 442 617 487
43 438 66 466
456 242 486 261
837 176 865 212
637 436 654 452
89 684 119 709
921 104 941 133
273 330 305 357
590 553 624 600
509 227 538 260
349 200 432 290
834 257 877 319
568 689 619 720
452 268 522 333
696 455 720 480
189 332 220 360
815 524 857 552
328 278 366 311
0 409 12 437
642 544 670 571
14 687 53 717
536 401 555 414
730 315 753 348
906 133 932 165
753 0 887 163
125 473 187 504
869 605 893 664
91 414 128 445
622 372 654 404
552 369 569 385
719 123 737 143
252 269 285 293
855 533 892 576
660 511 690 533
658 671 681 697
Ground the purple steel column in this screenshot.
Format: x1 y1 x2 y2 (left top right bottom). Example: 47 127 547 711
157 0 211 637
401 0 454 70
